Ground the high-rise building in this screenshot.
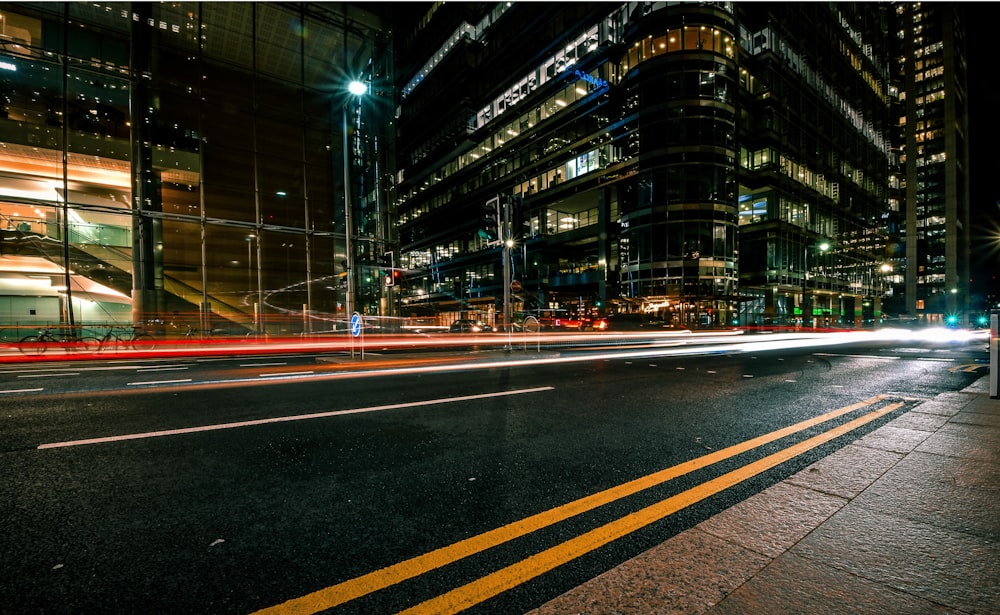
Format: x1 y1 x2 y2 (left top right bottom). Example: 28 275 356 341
0 2 391 337
1 2 970 338
391 3 897 329
895 3 970 325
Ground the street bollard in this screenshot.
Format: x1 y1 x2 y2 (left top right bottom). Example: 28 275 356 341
991 309 998 399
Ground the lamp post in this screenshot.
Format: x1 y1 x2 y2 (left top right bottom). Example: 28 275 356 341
803 241 830 327
245 234 255 333
342 79 367 322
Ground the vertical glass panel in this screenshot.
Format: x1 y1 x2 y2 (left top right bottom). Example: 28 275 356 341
303 17 342 91
0 53 65 154
256 4 302 84
152 2 201 55
258 230 309 333
67 3 130 35
154 83 201 159
63 63 132 148
203 179 256 224
667 29 681 52
684 27 700 50
310 235 342 319
201 3 254 70
257 107 304 164
259 153 305 228
201 223 257 333
161 217 204 323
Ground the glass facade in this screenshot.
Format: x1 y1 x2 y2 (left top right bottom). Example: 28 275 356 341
392 2 896 329
896 3 970 324
0 2 390 340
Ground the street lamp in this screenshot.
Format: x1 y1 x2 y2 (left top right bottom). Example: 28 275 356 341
343 79 367 322
246 233 261 336
803 241 830 327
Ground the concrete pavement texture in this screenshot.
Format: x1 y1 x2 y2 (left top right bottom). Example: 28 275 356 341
527 375 999 615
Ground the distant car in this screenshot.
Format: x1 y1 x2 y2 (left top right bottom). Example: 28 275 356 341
449 319 494 333
581 315 609 331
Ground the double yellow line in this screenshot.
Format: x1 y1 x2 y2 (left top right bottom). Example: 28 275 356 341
253 394 905 615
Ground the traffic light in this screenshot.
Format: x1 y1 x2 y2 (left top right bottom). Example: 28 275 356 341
478 196 501 243
381 251 395 286
508 194 528 238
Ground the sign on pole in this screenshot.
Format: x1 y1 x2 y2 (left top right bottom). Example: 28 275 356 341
990 310 998 398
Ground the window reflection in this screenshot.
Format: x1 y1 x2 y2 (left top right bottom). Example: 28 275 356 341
0 4 379 337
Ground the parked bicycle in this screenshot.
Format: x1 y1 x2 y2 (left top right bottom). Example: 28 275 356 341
18 327 101 356
96 325 156 352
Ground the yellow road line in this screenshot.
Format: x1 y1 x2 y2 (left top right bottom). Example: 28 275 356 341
400 400 905 614
251 395 898 615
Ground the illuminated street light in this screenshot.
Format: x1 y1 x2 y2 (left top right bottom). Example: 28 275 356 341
343 79 367 322
348 80 367 96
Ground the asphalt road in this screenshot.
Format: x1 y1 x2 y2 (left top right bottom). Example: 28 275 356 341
0 333 988 614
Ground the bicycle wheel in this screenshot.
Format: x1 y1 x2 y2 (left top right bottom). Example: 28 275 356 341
97 334 117 352
77 336 101 353
18 335 47 355
130 333 156 350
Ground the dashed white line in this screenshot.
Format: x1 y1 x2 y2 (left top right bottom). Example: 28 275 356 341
260 371 314 378
126 379 193 387
37 386 555 449
1 388 44 394
18 373 79 378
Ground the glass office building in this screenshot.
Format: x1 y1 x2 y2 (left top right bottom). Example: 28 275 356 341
0 2 392 339
895 3 970 325
3 2 965 338
391 3 898 328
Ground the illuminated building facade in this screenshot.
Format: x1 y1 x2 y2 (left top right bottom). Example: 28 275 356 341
895 3 970 325
391 3 898 328
0 2 391 337
1 2 967 337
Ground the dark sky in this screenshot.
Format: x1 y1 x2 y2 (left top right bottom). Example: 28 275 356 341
963 6 1000 302
962 10 1000 307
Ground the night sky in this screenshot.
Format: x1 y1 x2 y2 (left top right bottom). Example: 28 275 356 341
963 6 1000 306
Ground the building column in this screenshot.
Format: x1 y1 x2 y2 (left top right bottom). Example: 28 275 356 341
129 2 165 326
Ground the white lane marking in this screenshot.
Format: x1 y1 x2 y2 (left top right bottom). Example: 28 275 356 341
259 371 314 378
1 388 44 394
37 387 555 450
126 379 193 387
241 362 288 367
0 363 194 375
814 353 901 360
135 367 190 373
18 373 80 378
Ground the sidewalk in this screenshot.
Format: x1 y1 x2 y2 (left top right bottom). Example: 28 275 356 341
528 375 999 615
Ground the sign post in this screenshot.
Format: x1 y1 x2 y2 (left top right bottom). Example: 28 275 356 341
350 312 364 360
990 309 998 398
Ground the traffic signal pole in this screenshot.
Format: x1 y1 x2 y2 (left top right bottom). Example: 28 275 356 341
481 194 514 348
502 196 512 350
